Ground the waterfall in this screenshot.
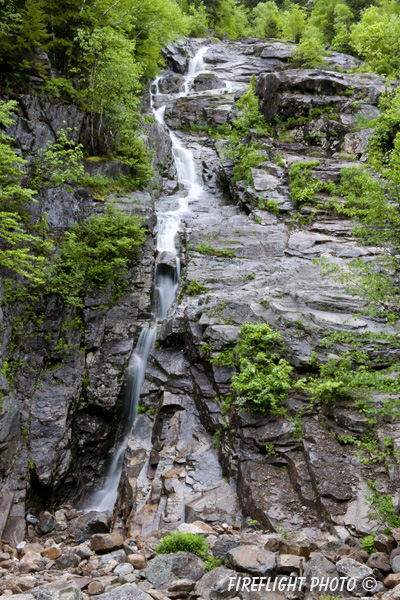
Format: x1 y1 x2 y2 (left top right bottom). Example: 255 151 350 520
85 46 208 513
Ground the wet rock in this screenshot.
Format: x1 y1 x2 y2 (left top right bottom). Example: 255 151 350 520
90 533 124 554
143 552 205 589
192 73 225 92
227 545 277 576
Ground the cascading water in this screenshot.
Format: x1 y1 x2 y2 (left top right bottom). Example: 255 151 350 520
85 46 208 513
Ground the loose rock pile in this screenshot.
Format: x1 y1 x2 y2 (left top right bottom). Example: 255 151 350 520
2 512 400 598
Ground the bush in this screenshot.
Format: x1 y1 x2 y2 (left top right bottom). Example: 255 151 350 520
291 34 327 69
210 322 305 415
289 161 324 207
156 532 209 560
361 533 377 554
47 204 146 307
185 280 208 296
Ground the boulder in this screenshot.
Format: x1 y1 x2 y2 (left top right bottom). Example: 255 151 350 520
212 538 240 561
384 574 400 589
70 511 110 541
227 545 277 576
373 534 394 554
336 557 375 596
127 554 147 569
277 554 304 573
54 552 81 569
98 549 126 567
192 73 225 92
94 583 153 599
194 566 238 599
41 546 62 560
90 533 124 554
88 581 106 595
393 555 400 573
143 552 205 589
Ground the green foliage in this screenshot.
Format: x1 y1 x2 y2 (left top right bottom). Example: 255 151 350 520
0 100 52 282
156 531 209 560
367 480 400 529
46 204 145 307
184 280 208 296
308 352 400 411
195 243 236 258
210 322 305 415
204 555 223 572
289 161 324 207
223 76 269 184
213 429 222 448
33 128 85 189
360 533 377 554
320 132 400 322
291 31 328 68
350 3 400 75
252 2 282 38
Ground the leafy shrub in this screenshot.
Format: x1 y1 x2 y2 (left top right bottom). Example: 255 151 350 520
195 243 236 258
291 33 327 68
204 556 223 572
156 532 209 560
367 480 400 530
360 534 377 554
289 161 324 207
47 204 145 307
185 280 208 296
210 322 304 415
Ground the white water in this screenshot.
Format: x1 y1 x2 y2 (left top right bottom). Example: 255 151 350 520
85 46 208 513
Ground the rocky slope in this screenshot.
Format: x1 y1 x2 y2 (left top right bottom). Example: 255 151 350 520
1 37 400 599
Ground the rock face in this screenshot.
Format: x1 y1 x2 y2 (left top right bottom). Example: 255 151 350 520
115 37 398 544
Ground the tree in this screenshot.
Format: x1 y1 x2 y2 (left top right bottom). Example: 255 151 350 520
291 27 327 68
0 100 50 281
281 3 307 43
252 2 282 38
350 3 400 75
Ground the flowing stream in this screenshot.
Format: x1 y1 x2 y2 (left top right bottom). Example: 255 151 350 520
85 46 208 512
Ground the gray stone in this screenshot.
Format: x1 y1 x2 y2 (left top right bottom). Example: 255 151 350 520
227 545 277 576
194 566 238 599
392 555 400 573
143 552 205 589
336 558 374 596
54 552 81 569
98 549 127 567
94 583 153 600
212 538 240 560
